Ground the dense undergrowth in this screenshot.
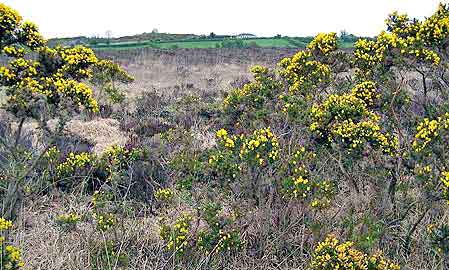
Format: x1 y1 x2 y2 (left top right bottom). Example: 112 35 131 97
1 2 449 269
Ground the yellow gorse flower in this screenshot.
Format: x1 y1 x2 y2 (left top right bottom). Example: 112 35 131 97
356 4 449 78
279 50 331 95
155 188 174 201
56 152 92 176
439 171 449 203
0 217 13 231
308 32 338 55
160 214 192 254
216 128 228 138
0 217 25 269
413 113 449 152
311 235 400 270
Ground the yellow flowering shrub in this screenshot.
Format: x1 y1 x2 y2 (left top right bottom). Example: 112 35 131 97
355 4 449 79
411 113 449 211
439 172 449 203
56 152 93 177
158 202 241 258
310 180 334 209
42 144 143 191
239 127 280 166
101 145 141 170
351 81 380 107
0 16 101 115
197 202 241 254
212 127 279 169
353 38 387 78
310 93 374 130
310 87 397 155
279 50 331 95
91 191 116 232
0 218 12 231
281 147 314 199
159 213 192 255
385 12 419 38
19 21 45 49
2 46 25 58
223 65 282 123
93 213 116 232
308 32 338 55
0 3 22 35
55 213 81 231
330 119 398 155
198 230 241 254
209 128 280 197
208 150 241 182
414 164 432 178
0 4 45 49
155 188 174 202
281 147 335 208
0 3 129 125
221 34 338 126
412 113 449 152
311 235 400 270
0 217 24 269
387 4 449 47
277 93 309 121
419 4 449 45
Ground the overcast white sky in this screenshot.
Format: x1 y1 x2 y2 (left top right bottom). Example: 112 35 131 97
2 0 447 38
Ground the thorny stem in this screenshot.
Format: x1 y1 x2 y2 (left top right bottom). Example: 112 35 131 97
13 117 25 149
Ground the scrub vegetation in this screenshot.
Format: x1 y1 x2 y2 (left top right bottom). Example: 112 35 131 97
1 2 449 270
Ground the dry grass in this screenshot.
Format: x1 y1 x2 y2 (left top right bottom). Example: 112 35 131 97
65 118 128 154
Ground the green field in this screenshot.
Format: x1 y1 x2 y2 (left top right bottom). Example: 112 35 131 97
90 37 354 50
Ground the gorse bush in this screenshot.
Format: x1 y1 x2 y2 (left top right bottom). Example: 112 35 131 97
311 235 400 270
0 3 134 221
159 202 242 257
159 213 193 255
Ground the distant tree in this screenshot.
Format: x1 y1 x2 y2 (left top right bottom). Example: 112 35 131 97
339 30 349 39
275 34 282 39
152 28 159 34
209 32 216 39
220 39 245 48
89 35 99 46
248 41 259 48
339 30 358 43
105 30 113 45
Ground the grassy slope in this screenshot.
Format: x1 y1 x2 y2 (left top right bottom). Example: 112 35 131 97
91 38 355 50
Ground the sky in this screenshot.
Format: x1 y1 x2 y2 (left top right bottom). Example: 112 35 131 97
2 0 447 38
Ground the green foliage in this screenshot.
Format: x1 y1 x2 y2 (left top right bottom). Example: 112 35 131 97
427 224 449 254
55 213 81 231
281 146 335 209
90 59 134 106
159 213 193 255
196 202 241 254
89 239 129 270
